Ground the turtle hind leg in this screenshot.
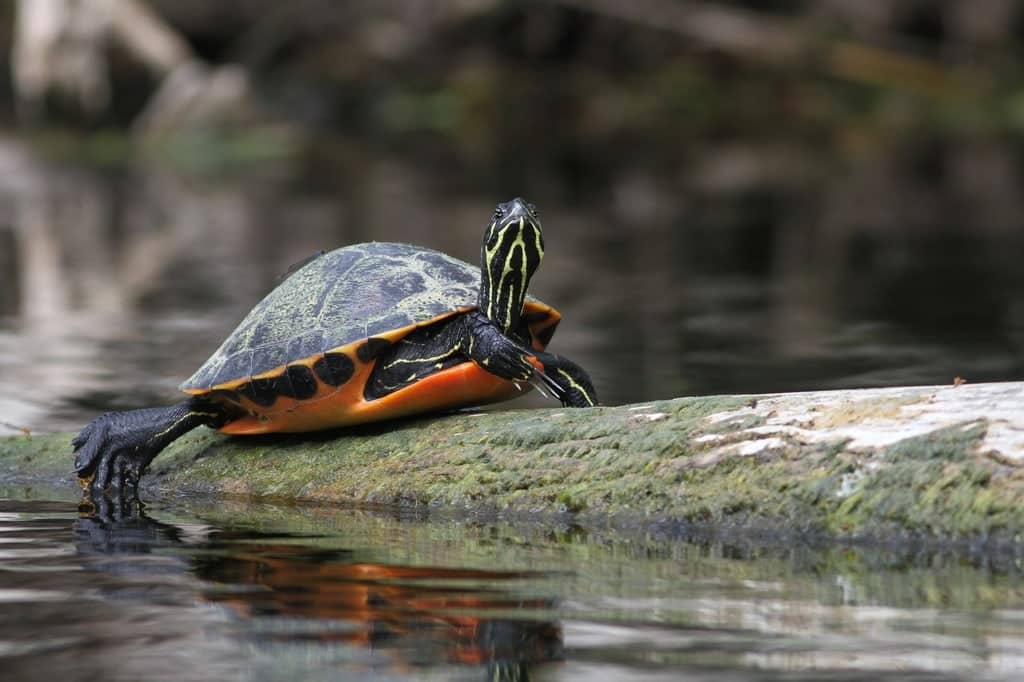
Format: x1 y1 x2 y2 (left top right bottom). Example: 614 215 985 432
73 396 229 494
533 351 599 407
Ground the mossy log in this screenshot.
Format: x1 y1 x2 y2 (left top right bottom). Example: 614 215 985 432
2 382 1023 540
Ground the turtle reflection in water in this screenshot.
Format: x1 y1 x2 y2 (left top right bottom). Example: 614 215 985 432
73 500 563 677
74 198 598 493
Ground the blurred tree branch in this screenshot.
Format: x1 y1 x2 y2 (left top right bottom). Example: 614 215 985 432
552 0 976 97
13 0 112 118
557 0 803 61
12 0 252 135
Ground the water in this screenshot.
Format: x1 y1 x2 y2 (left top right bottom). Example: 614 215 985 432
0 485 1022 681
1 132 1023 435
3 128 1024 681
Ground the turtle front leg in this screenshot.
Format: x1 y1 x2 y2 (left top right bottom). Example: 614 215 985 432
73 397 229 495
461 311 539 384
460 311 598 407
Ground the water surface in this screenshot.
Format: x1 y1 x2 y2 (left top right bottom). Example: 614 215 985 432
1 133 1022 434
1 484 1022 681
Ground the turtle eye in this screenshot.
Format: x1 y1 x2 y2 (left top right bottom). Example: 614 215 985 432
527 203 538 217
493 207 504 221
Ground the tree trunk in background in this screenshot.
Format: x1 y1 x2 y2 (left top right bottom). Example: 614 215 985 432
13 0 112 118
11 0 250 134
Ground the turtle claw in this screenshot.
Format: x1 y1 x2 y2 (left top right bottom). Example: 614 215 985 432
72 417 107 480
71 400 225 495
479 349 535 385
527 367 564 401
94 451 128 495
487 349 564 401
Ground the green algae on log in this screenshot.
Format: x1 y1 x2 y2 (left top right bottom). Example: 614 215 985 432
2 382 1023 539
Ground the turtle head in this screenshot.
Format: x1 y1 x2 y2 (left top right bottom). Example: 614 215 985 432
478 197 544 333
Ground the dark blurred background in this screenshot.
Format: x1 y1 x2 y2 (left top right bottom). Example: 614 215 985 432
0 0 1022 432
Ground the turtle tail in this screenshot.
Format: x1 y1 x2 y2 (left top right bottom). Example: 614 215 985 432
73 397 229 494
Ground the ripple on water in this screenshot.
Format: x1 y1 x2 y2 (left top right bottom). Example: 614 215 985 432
0 490 1023 680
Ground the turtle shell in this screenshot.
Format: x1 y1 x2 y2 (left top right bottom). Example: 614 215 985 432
180 242 560 434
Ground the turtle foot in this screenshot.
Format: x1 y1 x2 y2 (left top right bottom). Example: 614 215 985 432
73 399 226 494
460 311 598 407
73 408 173 494
463 310 553 385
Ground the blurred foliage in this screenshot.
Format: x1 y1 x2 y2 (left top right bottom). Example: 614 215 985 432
8 1 1024 142
6 0 1024 209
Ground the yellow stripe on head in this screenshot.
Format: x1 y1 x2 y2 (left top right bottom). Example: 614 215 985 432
478 198 544 333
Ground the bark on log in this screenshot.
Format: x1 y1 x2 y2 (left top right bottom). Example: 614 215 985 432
2 381 1023 541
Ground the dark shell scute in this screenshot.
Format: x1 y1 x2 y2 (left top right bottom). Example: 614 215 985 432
238 378 278 407
284 364 318 400
357 338 392 363
313 352 355 387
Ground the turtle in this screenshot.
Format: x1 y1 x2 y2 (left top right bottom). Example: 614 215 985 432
73 197 598 493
